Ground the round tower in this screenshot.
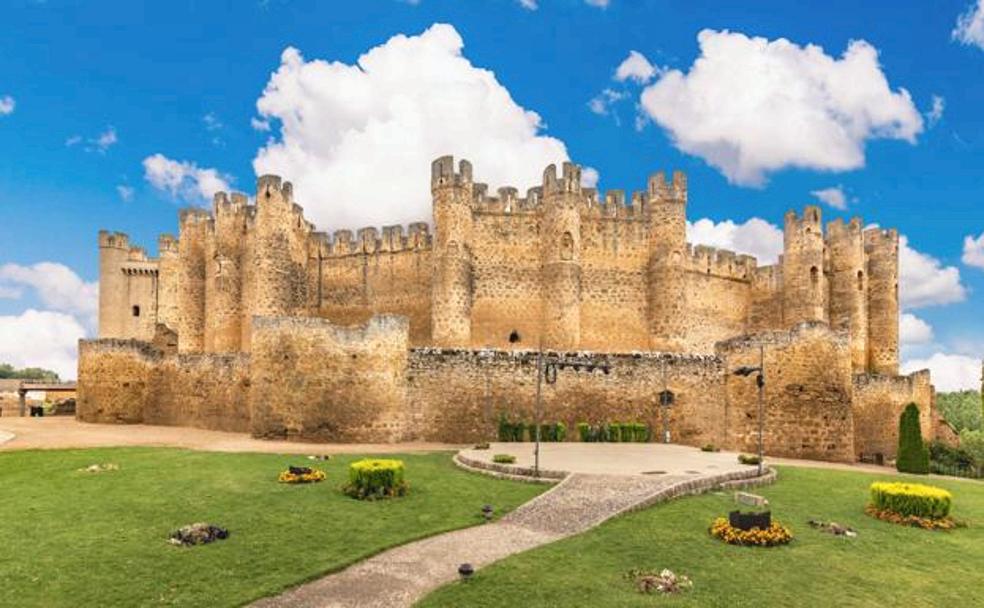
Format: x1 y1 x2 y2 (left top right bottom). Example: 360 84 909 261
646 170 688 351
827 218 867 371
540 162 583 350
156 233 180 333
204 192 247 352
782 206 827 327
177 208 210 353
864 228 899 374
250 175 298 325
430 155 474 347
98 230 130 338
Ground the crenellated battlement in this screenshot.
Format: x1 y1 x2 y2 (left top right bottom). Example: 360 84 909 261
179 207 211 226
863 226 899 248
784 205 823 234
98 230 130 250
431 155 472 190
826 217 863 241
684 244 757 280
542 162 582 196
158 234 179 255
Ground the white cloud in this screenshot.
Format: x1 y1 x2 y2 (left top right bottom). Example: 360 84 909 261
587 88 625 116
116 185 134 202
0 285 23 299
686 217 784 264
581 167 599 188
585 0 610 6
252 24 571 230
143 153 231 204
902 352 981 392
810 186 848 210
518 0 537 9
953 0 984 50
0 95 14 116
250 117 271 131
615 50 658 84
638 30 923 186
0 310 86 381
962 231 984 269
203 112 223 131
0 262 98 328
926 95 945 127
66 127 117 153
900 312 934 346
899 235 967 309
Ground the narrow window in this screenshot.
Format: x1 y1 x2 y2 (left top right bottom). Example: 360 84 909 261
857 270 864 291
560 232 574 261
508 330 521 344
810 266 819 286
132 305 141 317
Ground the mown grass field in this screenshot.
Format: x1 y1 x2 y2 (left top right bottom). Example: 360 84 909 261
420 466 984 608
0 448 544 607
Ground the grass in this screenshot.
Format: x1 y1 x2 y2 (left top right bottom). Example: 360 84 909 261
419 467 984 608
0 447 544 607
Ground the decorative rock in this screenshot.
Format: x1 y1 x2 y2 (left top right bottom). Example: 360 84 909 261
735 491 769 508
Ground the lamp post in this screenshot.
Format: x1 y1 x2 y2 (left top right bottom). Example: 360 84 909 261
731 344 765 476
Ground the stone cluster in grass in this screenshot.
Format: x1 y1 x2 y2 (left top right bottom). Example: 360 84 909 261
78 463 119 473
808 519 857 537
624 568 693 595
168 523 229 546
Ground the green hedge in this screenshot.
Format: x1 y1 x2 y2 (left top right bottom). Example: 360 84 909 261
497 415 566 442
342 458 408 500
897 403 930 474
869 481 952 519
576 422 650 443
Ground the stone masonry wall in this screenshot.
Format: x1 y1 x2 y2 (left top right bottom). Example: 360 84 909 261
853 370 935 460
406 348 725 445
719 323 856 462
77 339 156 424
249 315 410 442
145 353 250 433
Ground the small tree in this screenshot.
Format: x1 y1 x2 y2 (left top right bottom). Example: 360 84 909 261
897 403 930 474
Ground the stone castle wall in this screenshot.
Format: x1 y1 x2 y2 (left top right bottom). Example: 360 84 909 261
853 370 934 460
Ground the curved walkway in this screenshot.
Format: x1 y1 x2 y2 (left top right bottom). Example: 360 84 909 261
252 449 768 608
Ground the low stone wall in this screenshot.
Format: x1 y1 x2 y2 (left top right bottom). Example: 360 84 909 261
853 370 935 460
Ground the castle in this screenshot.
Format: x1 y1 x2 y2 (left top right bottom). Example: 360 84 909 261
77 156 943 462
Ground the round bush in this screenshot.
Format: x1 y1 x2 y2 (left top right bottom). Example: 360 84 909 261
343 459 408 500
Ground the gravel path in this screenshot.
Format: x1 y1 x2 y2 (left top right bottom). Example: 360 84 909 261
251 467 762 608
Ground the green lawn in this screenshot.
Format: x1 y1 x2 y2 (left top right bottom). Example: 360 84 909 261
0 447 544 607
419 467 984 608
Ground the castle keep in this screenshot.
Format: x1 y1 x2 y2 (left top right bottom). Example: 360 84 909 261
78 156 939 462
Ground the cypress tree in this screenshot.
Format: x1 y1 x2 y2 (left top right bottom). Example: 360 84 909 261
896 402 930 474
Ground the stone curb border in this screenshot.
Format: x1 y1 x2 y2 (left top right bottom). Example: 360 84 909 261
0 430 15 446
453 453 563 484
621 467 778 518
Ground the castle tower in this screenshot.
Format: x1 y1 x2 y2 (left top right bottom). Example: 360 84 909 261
250 175 302 328
864 228 899 374
827 218 868 372
782 206 827 326
307 231 329 315
540 163 582 350
646 170 688 351
430 155 474 347
204 192 247 352
156 234 180 332
177 208 210 353
97 230 130 338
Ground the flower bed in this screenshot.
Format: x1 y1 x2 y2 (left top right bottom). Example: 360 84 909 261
343 458 408 500
709 517 792 547
278 466 326 484
864 505 957 530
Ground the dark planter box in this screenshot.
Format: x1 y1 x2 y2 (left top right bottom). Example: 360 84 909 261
729 510 771 531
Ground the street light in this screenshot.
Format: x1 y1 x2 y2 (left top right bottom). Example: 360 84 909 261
732 344 765 476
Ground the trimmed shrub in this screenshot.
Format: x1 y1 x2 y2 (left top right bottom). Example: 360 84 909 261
897 403 930 474
554 422 567 442
620 423 634 443
607 423 621 442
738 454 762 465
577 422 591 442
700 444 719 452
869 482 951 519
492 453 516 464
633 423 650 442
343 459 408 500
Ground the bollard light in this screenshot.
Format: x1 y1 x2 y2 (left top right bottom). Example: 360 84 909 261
458 563 475 581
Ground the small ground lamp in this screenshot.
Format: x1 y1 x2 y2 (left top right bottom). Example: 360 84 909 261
481 504 494 522
458 563 475 582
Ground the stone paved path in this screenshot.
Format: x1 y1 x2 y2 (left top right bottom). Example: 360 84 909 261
251 469 758 608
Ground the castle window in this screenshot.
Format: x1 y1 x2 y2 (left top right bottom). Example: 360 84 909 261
508 330 521 344
560 232 574 261
132 305 140 317
810 266 819 286
857 270 864 291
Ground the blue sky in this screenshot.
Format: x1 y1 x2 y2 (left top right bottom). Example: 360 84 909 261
0 0 982 387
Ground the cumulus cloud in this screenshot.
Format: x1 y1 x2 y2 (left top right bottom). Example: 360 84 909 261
0 310 86 381
250 117 271 132
518 0 537 9
899 235 967 309
962 231 984 269
588 88 625 116
926 95 945 127
810 186 848 210
637 30 923 186
143 153 231 204
900 312 934 346
686 217 784 264
953 0 984 49
252 24 571 230
615 50 658 84
0 95 15 115
0 262 98 329
66 127 118 154
902 352 981 392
